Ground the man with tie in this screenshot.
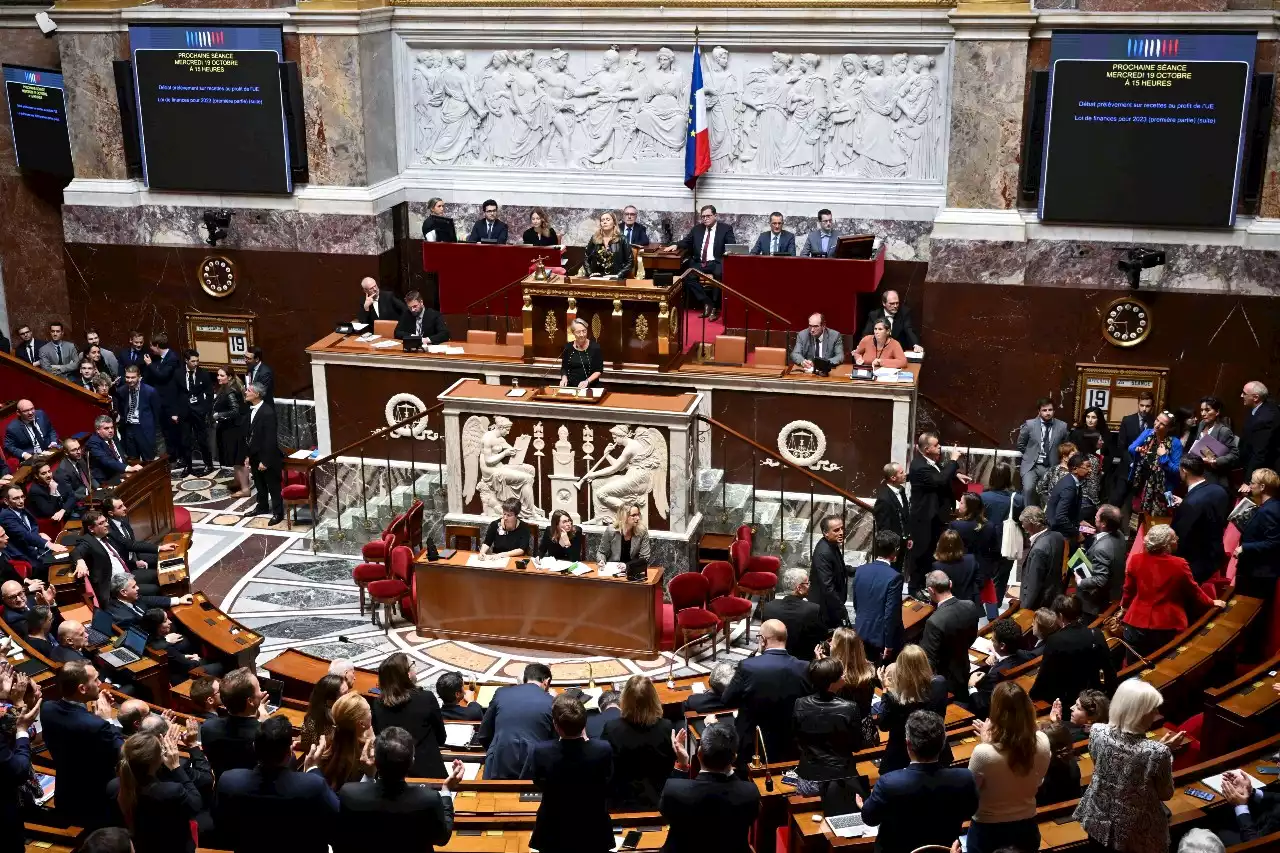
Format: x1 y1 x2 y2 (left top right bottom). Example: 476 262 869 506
13 325 43 367
800 208 839 257
394 291 450 346
1107 391 1155 519
55 437 95 501
244 347 275 405
104 496 176 582
85 416 141 484
908 432 965 593
3 400 59 462
861 290 923 353
142 332 181 464
1171 455 1230 583
1046 452 1091 539
245 382 284 525
1016 398 1069 510
116 329 147 373
667 205 735 321
621 206 649 247
74 359 99 393
466 199 509 244
0 485 68 578
1239 381 1280 488
36 321 79 377
72 511 172 609
177 350 214 476
102 570 189 630
112 365 161 462
873 462 911 572
750 212 796 256
788 313 844 374
357 277 407 326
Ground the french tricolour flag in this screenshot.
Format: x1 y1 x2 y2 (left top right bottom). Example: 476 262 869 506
684 40 710 190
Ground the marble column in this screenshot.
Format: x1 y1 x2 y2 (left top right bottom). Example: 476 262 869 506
56 31 129 180
298 30 369 187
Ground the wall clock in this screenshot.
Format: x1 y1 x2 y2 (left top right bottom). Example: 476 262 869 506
1101 296 1151 347
199 256 236 298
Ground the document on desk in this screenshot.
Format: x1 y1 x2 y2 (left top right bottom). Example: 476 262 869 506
1202 771 1264 795
598 562 626 578
357 332 381 342
288 449 314 460
444 724 475 747
461 763 482 781
467 554 509 569
371 340 401 349
971 636 995 657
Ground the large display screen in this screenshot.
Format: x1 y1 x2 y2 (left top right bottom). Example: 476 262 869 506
1039 32 1256 228
130 25 291 194
3 65 73 177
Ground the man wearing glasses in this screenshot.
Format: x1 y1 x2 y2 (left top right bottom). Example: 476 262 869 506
666 205 736 321
466 199 509 244
621 206 650 247
801 208 839 257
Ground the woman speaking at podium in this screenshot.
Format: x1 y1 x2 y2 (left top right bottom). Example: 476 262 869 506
560 318 604 390
583 212 632 280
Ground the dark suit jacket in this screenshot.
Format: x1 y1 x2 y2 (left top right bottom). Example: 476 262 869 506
1078 530 1127 616
358 290 408 325
106 762 204 853
117 345 147 372
201 715 261 779
394 308 450 345
50 643 87 663
585 705 619 740
683 692 729 715
86 433 129 483
213 765 338 853
14 337 44 365
677 222 736 270
1109 413 1152 500
175 367 215 419
807 538 849 629
720 648 810 767
1022 529 1067 611
26 481 74 519
861 761 978 853
1238 498 1280 596
41 698 125 827
967 652 1026 718
3 412 57 459
106 593 172 630
933 555 981 607
476 682 554 780
108 516 159 563
602 716 675 810
874 484 910 542
1235 789 1280 842
1171 481 1230 582
336 778 454 853
70 534 119 608
659 771 760 853
467 219 510 243
143 349 181 417
0 508 46 565
55 455 94 497
861 307 920 351
422 214 458 243
750 230 796 256
112 383 161 451
920 596 981 699
852 559 904 653
908 456 959 565
1030 621 1117 711
1241 401 1280 478
440 701 485 722
760 595 826 661
621 222 649 247
245 362 275 404
0 722 29 850
526 738 614 853
246 404 282 468
1046 473 1083 537
371 690 447 779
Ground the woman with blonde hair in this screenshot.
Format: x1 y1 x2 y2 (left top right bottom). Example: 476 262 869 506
596 501 651 566
824 626 878 742
877 644 951 773
116 731 202 853
602 675 674 810
522 208 558 246
319 692 376 790
1120 524 1224 662
967 682 1050 853
583 210 632 279
1037 441 1079 504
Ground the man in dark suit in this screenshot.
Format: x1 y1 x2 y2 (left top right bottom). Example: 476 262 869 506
1221 768 1280 843
621 206 649 247
176 350 214 476
1240 381 1280 484
1234 469 1280 599
4 400 59 463
1 578 57 636
861 710 978 853
0 681 36 847
586 690 621 740
1 485 68 575
12 325 43 366
435 671 485 722
808 515 851 630
113 364 161 462
861 290 921 352
358 276 407 326
1046 452 1091 539
1030 594 1117 711
476 663 554 780
104 496 177 578
466 199 509 243
214 715 338 853
919 571 981 699
55 437 95 501
141 332 182 463
1018 506 1067 612
1107 391 1154 510
874 462 911 572
852 531 906 662
683 661 735 716
524 694 615 853
52 619 91 663
103 571 188 629
1171 455 1230 583
116 329 147 374
337 727 461 853
1077 504 1128 618
86 416 140 485
750 212 796 256
908 432 963 593
660 721 759 853
720 619 811 768
966 617 1027 717
245 381 284 524
41 661 124 829
761 568 826 661
394 291 450 346
202 667 268 779
668 204 735 319
244 346 275 404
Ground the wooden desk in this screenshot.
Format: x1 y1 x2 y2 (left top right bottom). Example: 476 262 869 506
1203 650 1280 755
415 551 662 657
170 592 263 670
263 647 380 701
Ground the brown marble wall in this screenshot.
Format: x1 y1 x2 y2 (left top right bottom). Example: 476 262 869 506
56 32 128 181
298 33 367 187
324 364 459 456
1256 42 1280 218
946 39 1029 210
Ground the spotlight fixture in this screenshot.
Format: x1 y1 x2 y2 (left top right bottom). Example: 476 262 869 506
202 210 233 247
1116 247 1165 289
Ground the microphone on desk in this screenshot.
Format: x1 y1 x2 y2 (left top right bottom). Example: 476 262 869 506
755 727 774 792
666 637 709 689
660 218 672 245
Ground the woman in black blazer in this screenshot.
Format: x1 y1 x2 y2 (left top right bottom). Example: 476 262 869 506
602 675 675 810
522 209 559 246
370 652 447 779
583 211 632 279
26 463 75 521
115 731 203 853
538 510 584 561
931 528 983 607
877 645 953 773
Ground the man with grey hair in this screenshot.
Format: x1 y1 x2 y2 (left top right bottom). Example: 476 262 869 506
920 570 980 699
1019 505 1065 612
1177 829 1225 853
357 276 406 326
808 514 851 630
685 660 736 715
874 461 910 571
1240 380 1279 485
328 658 357 693
761 568 825 661
244 381 283 524
86 414 139 484
105 572 189 630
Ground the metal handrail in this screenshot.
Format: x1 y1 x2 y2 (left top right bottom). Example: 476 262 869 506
312 401 444 468
676 269 791 327
918 391 1005 448
463 276 528 314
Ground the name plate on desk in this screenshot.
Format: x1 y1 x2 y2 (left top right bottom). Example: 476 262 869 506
535 386 606 404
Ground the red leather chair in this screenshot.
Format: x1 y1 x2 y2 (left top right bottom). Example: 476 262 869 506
669 572 721 665
403 499 425 551
281 470 310 530
172 507 193 534
353 532 394 615
735 524 753 542
729 539 779 606
367 545 412 633
703 560 753 645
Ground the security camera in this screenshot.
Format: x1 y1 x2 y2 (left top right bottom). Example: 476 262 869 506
202 210 233 247
1116 247 1165 289
35 12 57 36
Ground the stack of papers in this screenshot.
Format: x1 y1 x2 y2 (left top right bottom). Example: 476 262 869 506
426 344 466 354
467 554 509 569
535 557 575 572
372 340 401 349
288 449 315 460
357 332 381 342
461 763 482 781
598 562 626 578
444 724 475 747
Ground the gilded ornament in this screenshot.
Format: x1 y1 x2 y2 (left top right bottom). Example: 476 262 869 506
544 311 559 338
635 315 649 341
591 313 602 339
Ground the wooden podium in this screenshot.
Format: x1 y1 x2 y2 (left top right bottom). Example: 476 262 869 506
519 274 684 369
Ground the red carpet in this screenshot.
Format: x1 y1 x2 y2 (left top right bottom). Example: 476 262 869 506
681 307 726 355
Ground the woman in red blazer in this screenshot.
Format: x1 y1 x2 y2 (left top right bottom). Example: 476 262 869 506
1120 524 1225 662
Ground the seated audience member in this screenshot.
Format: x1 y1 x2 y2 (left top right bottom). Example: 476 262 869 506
1179 829 1226 853
684 660 735 715
853 319 907 370
467 199 509 244
1036 720 1082 806
966 683 1050 853
213 715 338 853
0 530 20 585
662 721 759 852
113 731 204 853
436 670 484 721
55 436 95 501
87 416 141 484
4 402 59 464
190 675 221 720
319 693 376 790
587 689 621 739
479 498 531 558
2 579 56 635
79 828 134 853
105 497 177 577
790 313 844 373
1219 769 1280 844
27 463 75 522
800 208 839 257
931 529 982 606
862 710 978 852
394 290 449 346
602 675 674 810
1053 688 1110 742
852 530 906 662
1027 607 1059 657
1 484 68 574
666 204 733 319
139 608 224 682
1121 524 1224 661
525 694 614 853
522 209 558 246
1078 504 1127 617
357 276 406 325
750 212 796 256
760 568 826 661
301 674 347 754
720 619 811 768
537 509 584 561
621 205 648 247
52 619 90 663
42 660 123 829
99 554 187 627
920 570 981 700
792 657 867 796
1234 467 1280 599
1018 506 1067 612
114 364 161 462
863 289 922 352
878 644 953 774
596 502 651 566
371 653 447 779
12 324 43 366
22 605 58 658
583 212 633 279
967 617 1027 717
421 197 457 243
202 667 269 779
1031 594 1117 711
336 727 463 853
38 321 79 377
477 662 554 780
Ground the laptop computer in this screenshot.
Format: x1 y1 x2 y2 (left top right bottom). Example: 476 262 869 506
822 777 868 838
99 627 149 668
723 243 749 255
85 609 115 647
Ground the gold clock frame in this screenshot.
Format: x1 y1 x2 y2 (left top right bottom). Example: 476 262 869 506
1101 295 1152 348
199 255 237 299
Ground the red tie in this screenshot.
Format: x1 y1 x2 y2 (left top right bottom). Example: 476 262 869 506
701 228 713 264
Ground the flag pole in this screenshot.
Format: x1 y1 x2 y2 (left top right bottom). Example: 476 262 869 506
691 26 700 217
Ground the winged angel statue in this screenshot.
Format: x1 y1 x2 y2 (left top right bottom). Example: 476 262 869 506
461 415 546 520
583 425 669 524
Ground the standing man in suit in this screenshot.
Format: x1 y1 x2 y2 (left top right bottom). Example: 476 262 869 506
336 727 462 853
202 667 269 779
116 330 147 374
525 694 615 853
919 571 981 699
908 432 963 593
1108 391 1155 511
1239 381 1280 487
1233 468 1280 599
3 400 59 462
1046 452 1091 539
1018 506 1067 611
861 290 922 353
720 619 811 768
395 291 450 346
72 510 152 607
37 321 79 378
789 313 844 373
1077 504 1128 618
466 199 509 243
660 722 760 853
1017 397 1070 509
476 663 554 780
141 332 181 462
357 277 407 326
54 437 95 502
852 531 906 662
799 208 839 257
86 416 140 484
1171 455 1230 583
808 515 851 630
750 212 796 256
177 350 214 476
667 204 735 320
245 381 283 525
874 462 911 571
621 206 649 247
113 365 161 462
244 347 275 404
41 661 124 829
1030 595 1117 711
12 325 43 367
104 496 177 576
760 568 826 661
